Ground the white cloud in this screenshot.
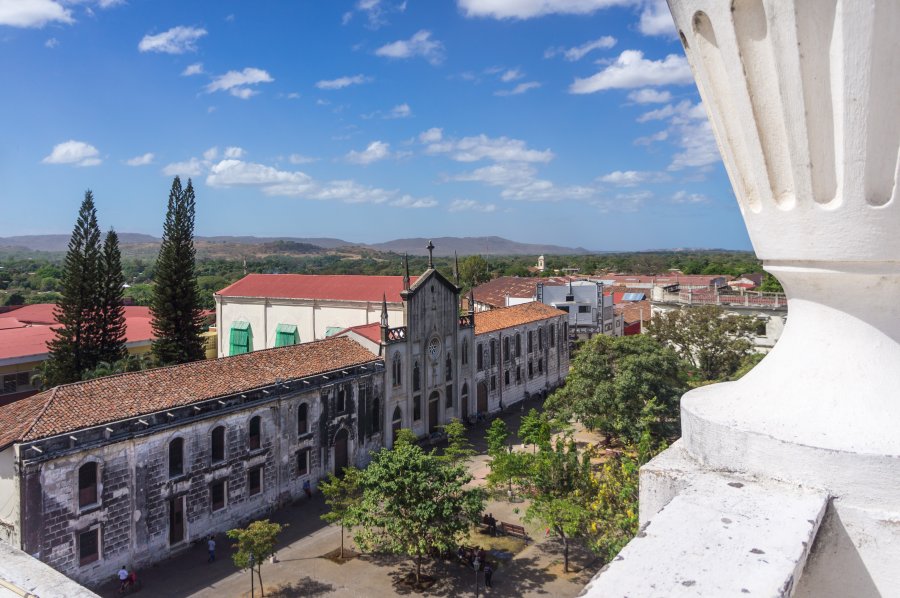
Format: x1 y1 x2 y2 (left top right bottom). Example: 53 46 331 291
544 36 616 61
125 152 154 166
639 0 676 37
451 162 537 186
162 158 204 177
0 0 73 28
42 140 101 166
181 62 204 76
627 88 671 104
672 190 710 204
346 141 392 165
207 159 311 188
569 50 693 94
375 30 444 65
637 100 705 123
45 37 59 48
288 154 317 165
206 67 274 99
424 133 553 163
598 169 668 186
343 0 407 28
634 130 668 145
315 74 371 90
669 118 719 171
138 26 206 54
495 81 541 96
386 103 412 119
451 162 596 202
457 0 631 19
223 146 245 159
391 195 438 208
419 127 443 143
449 199 497 213
500 68 523 82
202 147 219 161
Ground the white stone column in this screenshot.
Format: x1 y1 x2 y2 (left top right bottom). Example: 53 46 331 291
584 1 900 595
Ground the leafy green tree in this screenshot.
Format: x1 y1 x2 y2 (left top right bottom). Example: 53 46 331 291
3 292 25 306
546 334 685 443
758 273 784 293
485 418 530 497
227 519 285 597
81 354 153 381
437 419 476 464
459 254 490 290
647 305 757 381
393 428 418 447
352 441 485 584
319 467 362 559
519 408 552 453
151 177 205 365
523 436 595 573
485 418 510 457
46 191 103 385
96 229 127 365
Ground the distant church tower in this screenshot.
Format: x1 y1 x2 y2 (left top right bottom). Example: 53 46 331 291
537 255 546 272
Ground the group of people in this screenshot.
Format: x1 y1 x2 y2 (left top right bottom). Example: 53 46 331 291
116 566 139 594
482 512 498 536
456 545 494 588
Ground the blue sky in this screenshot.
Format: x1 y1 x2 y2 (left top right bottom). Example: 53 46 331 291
0 0 751 251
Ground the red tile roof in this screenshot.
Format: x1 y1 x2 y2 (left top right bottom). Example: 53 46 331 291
614 300 652 325
0 336 380 448
471 276 569 308
475 302 567 335
216 274 418 303
0 317 26 330
336 322 382 344
2 304 152 325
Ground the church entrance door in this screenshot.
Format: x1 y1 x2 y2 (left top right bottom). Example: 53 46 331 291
477 382 488 414
461 385 469 423
168 496 184 545
334 428 349 476
428 391 440 435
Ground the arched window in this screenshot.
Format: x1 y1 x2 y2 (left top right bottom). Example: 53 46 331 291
476 344 484 370
392 353 402 386
391 406 402 443
298 403 308 435
515 334 522 357
462 339 469 365
503 337 510 362
372 396 381 433
550 324 556 348
539 328 544 350
211 426 225 463
445 354 453 382
249 416 261 450
490 340 496 366
461 382 469 402
78 462 98 508
528 331 534 353
169 438 184 478
413 360 421 392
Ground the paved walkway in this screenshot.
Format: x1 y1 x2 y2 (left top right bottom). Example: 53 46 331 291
97 400 602 597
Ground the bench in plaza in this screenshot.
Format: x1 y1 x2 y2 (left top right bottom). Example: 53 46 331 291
500 522 529 544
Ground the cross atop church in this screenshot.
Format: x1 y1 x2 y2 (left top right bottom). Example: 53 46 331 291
426 240 435 268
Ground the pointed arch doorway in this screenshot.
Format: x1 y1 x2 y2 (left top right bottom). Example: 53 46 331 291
461 383 469 423
477 382 488 414
333 428 349 476
428 391 440 435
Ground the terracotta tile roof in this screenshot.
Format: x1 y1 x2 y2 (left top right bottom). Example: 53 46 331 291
336 322 382 344
0 336 379 448
471 276 569 308
614 300 652 325
3 303 151 325
0 317 26 330
475 302 567 335
216 274 418 303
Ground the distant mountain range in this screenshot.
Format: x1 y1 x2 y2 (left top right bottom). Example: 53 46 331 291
0 234 590 256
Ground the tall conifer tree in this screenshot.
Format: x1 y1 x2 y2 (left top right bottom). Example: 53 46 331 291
151 177 205 364
96 228 127 365
46 191 103 384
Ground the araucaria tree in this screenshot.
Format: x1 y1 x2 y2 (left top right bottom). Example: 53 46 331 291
95 229 127 365
546 334 685 443
151 177 205 365
352 441 485 584
46 191 103 385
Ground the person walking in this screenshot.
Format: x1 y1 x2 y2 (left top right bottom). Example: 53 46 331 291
484 563 494 588
207 536 216 563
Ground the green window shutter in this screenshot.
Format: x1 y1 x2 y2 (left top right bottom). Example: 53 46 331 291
274 323 298 347
229 321 253 355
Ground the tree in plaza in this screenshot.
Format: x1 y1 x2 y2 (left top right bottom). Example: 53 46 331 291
226 519 285 597
458 254 490 290
647 305 757 381
519 407 553 453
545 334 685 443
95 229 127 365
437 418 476 465
151 177 205 365
588 431 666 563
319 467 362 559
46 191 103 385
485 417 510 457
485 417 530 497
352 441 485 585
522 435 595 573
